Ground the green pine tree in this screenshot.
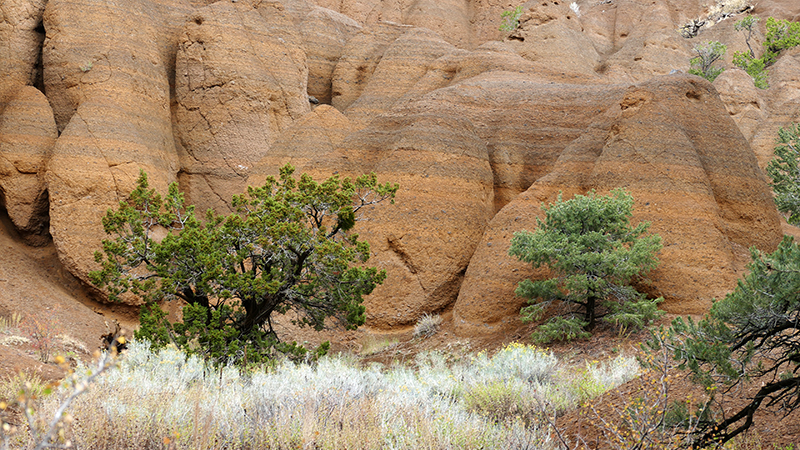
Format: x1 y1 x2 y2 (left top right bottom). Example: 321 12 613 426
509 189 663 343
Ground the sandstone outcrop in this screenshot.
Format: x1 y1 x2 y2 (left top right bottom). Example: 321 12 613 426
298 6 361 104
311 0 473 49
315 95 495 327
248 104 354 182
43 0 195 293
330 22 409 111
453 75 783 333
713 69 766 143
0 0 46 103
0 86 56 245
340 27 457 129
174 1 310 213
0 0 797 334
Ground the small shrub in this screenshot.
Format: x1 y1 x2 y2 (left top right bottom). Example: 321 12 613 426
500 6 523 32
732 50 769 88
462 380 539 426
688 41 727 82
413 313 442 339
509 189 663 344
767 123 800 224
20 313 60 363
763 17 800 65
476 343 558 384
735 15 758 58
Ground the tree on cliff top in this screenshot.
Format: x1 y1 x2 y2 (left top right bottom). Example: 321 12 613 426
509 189 663 344
90 164 398 365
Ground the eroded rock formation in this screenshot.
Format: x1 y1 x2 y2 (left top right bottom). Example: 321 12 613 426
2 0 800 335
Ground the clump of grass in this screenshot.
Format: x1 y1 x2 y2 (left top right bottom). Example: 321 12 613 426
0 372 49 404
359 334 399 356
559 354 641 408
462 379 540 426
413 313 443 339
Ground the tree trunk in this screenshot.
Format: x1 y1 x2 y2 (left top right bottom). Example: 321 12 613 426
240 297 276 336
585 295 597 330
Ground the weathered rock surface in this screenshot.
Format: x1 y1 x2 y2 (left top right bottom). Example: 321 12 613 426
43 0 196 293
311 0 473 48
0 0 797 334
341 27 457 129
0 86 56 244
745 47 800 169
756 0 800 22
299 6 361 104
174 1 310 213
713 69 766 143
0 0 46 103
453 75 783 333
314 95 495 327
330 21 409 111
248 104 354 181
506 0 603 82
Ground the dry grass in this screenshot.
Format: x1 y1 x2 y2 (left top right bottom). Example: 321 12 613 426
0 313 22 333
9 341 641 450
413 313 443 339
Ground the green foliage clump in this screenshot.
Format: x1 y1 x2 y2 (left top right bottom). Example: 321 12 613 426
732 16 800 89
688 41 727 82
732 51 769 88
735 15 759 58
509 189 663 344
766 123 800 225
91 164 397 366
763 16 800 64
499 6 523 32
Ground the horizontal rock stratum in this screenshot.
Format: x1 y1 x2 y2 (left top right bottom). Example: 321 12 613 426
1 0 799 333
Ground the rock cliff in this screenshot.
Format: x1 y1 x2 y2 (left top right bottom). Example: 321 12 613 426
2 0 799 334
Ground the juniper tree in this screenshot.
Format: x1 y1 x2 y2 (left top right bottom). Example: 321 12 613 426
509 189 663 343
90 164 398 365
